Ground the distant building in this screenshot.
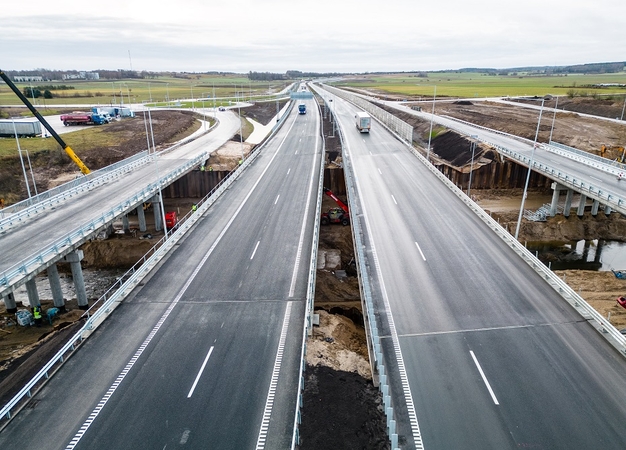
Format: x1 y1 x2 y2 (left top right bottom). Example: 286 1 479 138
13 76 44 82
62 72 100 80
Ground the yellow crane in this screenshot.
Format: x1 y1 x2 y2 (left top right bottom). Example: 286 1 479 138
0 69 91 174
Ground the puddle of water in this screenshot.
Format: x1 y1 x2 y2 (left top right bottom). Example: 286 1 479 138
526 239 626 271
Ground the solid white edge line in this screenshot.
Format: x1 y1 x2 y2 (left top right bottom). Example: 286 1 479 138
187 346 215 398
255 302 292 450
251 241 260 260
470 350 500 405
378 168 382 175
391 194 398 205
64 108 300 450
414 242 426 261
343 123 424 448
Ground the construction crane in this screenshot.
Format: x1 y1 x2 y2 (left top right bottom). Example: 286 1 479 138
599 144 625 163
0 69 91 174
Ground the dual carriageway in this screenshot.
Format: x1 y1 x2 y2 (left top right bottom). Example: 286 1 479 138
1 84 626 449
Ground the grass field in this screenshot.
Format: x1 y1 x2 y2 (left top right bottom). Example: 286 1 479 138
0 75 292 107
333 72 626 99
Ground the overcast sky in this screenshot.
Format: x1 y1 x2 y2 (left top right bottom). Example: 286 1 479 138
2 0 625 73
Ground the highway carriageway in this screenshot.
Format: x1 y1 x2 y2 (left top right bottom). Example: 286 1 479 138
0 97 322 448
317 84 626 450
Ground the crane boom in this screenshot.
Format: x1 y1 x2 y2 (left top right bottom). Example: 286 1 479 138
0 70 91 175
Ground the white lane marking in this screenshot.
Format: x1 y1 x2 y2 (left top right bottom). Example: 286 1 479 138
414 242 426 261
391 195 398 205
251 241 261 260
274 194 280 205
65 106 300 450
590 175 602 182
287 168 291 175
255 302 292 449
344 133 423 448
187 346 214 398
378 168 382 175
470 350 500 405
295 150 298 155
369 150 373 155
180 429 191 444
288 125 319 298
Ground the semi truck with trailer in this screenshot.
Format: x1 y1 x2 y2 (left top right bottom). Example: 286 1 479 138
355 111 371 133
60 112 107 126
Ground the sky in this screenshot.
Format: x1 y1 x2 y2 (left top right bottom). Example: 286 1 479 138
1 0 625 73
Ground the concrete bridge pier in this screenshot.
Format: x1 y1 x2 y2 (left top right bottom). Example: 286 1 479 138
2 292 17 314
136 204 147 232
152 194 163 232
549 182 567 216
63 250 89 310
25 278 41 310
591 200 600 216
577 194 587 216
122 215 130 233
46 263 66 312
563 189 574 217
605 205 612 215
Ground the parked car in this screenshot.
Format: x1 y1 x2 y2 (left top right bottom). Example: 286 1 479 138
218 106 226 111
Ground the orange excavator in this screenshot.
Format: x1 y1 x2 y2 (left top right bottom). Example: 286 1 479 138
599 144 625 163
321 188 350 226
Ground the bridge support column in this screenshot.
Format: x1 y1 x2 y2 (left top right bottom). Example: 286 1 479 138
152 194 163 232
25 278 40 309
47 263 66 312
605 205 612 215
122 214 130 233
563 189 574 217
2 292 17 314
591 200 600 216
137 204 147 232
549 182 566 216
63 250 88 310
577 194 587 217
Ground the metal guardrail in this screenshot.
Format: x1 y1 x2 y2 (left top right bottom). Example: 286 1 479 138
0 115 218 226
290 94 325 449
322 84 413 145
434 118 626 215
312 85 402 449
547 141 626 174
401 135 626 358
0 100 294 425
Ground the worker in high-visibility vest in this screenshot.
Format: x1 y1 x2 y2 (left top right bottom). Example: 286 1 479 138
33 305 42 326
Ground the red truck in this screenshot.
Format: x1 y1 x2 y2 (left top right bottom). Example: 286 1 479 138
165 211 178 229
60 112 106 126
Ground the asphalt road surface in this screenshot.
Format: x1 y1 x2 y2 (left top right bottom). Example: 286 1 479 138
317 86 626 450
0 99 321 449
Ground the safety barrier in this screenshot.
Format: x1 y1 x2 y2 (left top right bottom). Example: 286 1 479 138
0 100 294 425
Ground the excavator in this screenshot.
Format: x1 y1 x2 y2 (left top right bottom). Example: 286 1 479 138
598 144 625 163
321 187 350 226
0 70 91 174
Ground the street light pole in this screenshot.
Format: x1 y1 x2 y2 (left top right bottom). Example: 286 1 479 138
426 85 437 162
12 119 32 199
515 99 545 240
467 136 478 198
549 95 559 144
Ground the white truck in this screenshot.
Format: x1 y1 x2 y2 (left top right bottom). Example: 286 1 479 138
355 111 371 133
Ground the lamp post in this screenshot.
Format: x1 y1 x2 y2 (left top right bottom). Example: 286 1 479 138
467 135 478 198
166 83 170 104
549 95 559 144
426 85 437 162
12 119 32 199
515 99 545 240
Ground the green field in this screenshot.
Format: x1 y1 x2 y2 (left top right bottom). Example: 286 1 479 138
333 72 626 99
0 74 292 108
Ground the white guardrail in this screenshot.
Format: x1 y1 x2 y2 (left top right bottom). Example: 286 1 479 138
315 84 626 449
311 84 402 450
291 94 325 449
0 99 295 424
